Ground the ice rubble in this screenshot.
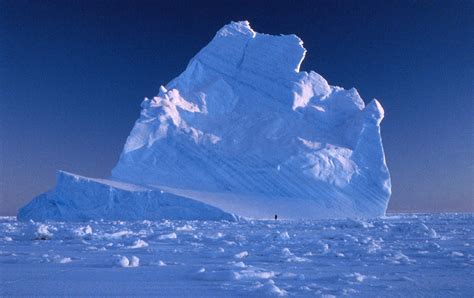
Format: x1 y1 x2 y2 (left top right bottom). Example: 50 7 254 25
2 214 473 296
18 21 391 221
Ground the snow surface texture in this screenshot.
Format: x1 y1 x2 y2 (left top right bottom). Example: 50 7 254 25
1 214 473 296
19 21 391 221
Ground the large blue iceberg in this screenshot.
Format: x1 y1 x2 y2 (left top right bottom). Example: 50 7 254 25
18 21 391 221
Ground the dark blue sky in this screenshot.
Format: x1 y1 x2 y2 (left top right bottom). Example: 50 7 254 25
1 0 473 215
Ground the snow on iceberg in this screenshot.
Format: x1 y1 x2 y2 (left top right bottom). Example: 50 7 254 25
18 21 391 221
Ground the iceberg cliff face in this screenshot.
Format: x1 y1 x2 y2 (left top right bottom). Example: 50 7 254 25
18 21 391 221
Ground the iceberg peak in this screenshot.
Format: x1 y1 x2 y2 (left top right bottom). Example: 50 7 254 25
365 99 385 125
188 21 306 86
217 20 256 38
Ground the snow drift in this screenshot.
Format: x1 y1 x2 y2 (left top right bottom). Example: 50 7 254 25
18 21 391 221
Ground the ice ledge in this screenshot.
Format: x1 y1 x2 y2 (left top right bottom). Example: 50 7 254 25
17 171 237 222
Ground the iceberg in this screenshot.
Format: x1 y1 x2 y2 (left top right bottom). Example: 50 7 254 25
18 21 391 221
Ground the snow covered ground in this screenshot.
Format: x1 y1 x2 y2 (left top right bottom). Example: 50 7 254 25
1 213 472 296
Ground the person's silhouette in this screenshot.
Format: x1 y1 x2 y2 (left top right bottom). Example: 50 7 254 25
274 214 278 220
